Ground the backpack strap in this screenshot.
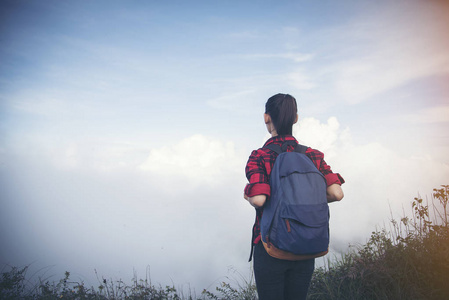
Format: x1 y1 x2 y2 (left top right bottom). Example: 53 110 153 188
265 141 308 154
295 144 308 154
265 143 282 154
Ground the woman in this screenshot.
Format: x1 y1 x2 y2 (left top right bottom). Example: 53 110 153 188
244 93 344 300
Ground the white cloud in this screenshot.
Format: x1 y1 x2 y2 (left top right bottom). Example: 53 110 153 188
325 1 449 104
238 52 314 63
293 117 347 159
206 89 258 112
399 106 449 124
140 134 245 188
287 71 316 90
3 114 448 290
333 53 449 104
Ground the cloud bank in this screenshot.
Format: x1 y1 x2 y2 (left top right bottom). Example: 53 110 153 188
1 112 448 290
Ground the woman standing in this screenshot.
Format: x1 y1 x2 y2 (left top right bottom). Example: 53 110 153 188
244 93 344 300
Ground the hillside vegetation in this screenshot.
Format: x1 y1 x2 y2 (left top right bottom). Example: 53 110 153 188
1 185 448 300
308 185 449 300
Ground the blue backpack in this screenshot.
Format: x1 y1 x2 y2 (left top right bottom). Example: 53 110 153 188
260 141 329 260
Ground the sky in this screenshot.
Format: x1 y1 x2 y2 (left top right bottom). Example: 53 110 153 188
1 0 449 294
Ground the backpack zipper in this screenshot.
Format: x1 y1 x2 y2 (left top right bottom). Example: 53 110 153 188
285 219 291 232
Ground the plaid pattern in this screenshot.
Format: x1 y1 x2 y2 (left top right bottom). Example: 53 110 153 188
244 135 345 244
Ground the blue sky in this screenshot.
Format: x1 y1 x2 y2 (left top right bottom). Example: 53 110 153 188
1 0 449 293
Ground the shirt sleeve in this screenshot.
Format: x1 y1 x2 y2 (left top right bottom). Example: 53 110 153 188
244 150 271 197
306 148 345 186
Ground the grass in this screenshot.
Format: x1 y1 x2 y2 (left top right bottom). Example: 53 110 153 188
308 185 449 300
0 264 257 299
2 185 448 299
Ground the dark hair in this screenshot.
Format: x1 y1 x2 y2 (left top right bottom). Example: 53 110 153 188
265 93 297 135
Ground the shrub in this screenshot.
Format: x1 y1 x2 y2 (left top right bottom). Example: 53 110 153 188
307 185 449 300
0 265 256 299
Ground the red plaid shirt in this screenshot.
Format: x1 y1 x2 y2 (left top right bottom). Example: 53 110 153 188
244 135 345 245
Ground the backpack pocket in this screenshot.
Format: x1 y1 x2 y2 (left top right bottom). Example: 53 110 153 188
276 203 329 255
